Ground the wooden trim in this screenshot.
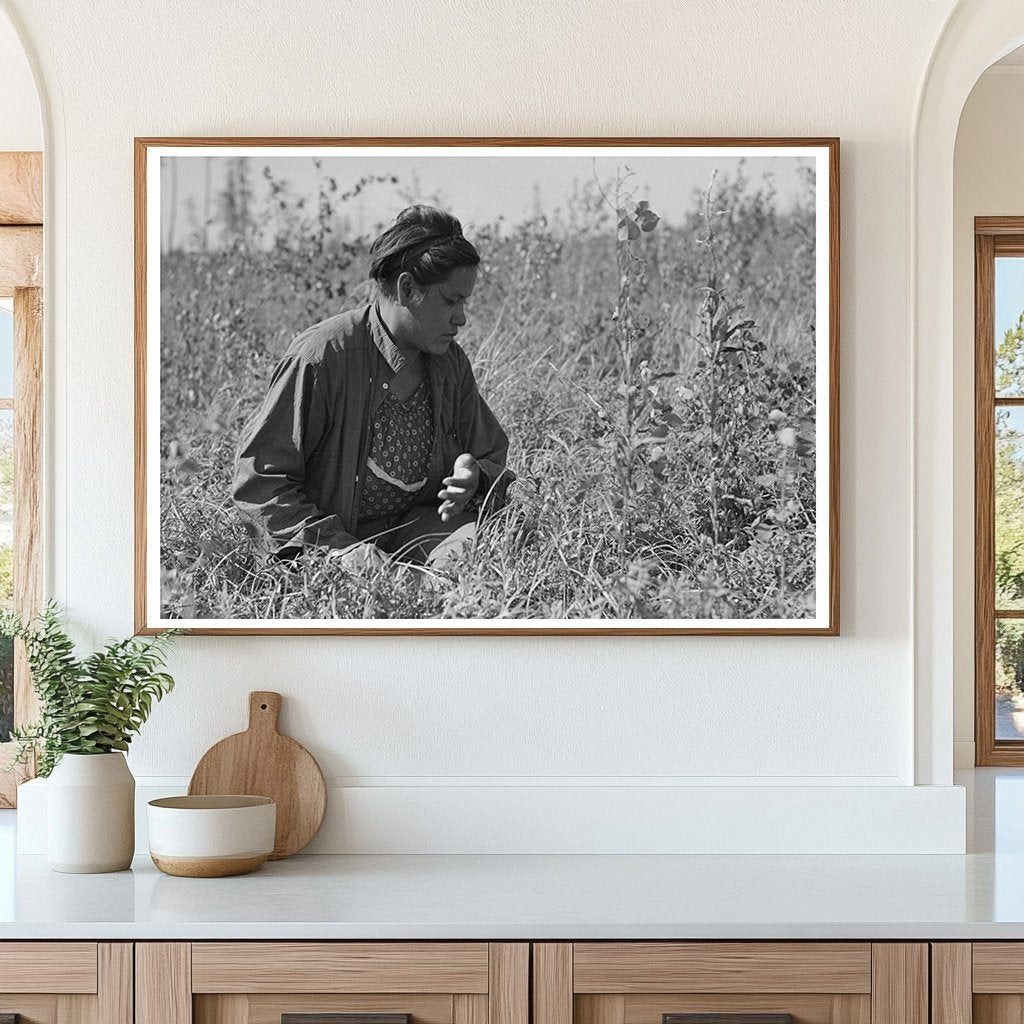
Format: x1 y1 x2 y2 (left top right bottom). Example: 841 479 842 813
134 136 840 636
136 943 191 1024
995 398 1024 406
977 217 1024 236
931 944 972 1024
488 944 528 1024
453 995 487 1024
977 229 998 765
0 942 97 993
969 942 1024 991
0 153 42 226
98 944 133 1024
533 944 572 1024
191 942 489 993
575 996 624 1024
14 286 42 722
572 942 871 994
0 226 41 295
870 945 927 1024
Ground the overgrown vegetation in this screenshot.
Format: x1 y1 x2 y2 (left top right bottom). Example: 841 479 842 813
160 158 818 621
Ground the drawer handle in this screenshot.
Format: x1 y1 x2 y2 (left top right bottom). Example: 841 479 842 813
664 1016 795 1024
283 1016 411 1024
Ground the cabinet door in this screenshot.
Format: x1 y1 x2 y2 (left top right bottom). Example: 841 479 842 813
942 943 1024 1024
0 943 131 1024
533 944 927 1024
137 943 528 1024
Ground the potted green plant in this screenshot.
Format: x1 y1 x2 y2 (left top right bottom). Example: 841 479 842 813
2 603 179 873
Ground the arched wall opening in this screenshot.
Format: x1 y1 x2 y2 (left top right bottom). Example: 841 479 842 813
914 1 1024 784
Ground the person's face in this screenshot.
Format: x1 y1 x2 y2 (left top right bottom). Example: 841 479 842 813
398 264 478 356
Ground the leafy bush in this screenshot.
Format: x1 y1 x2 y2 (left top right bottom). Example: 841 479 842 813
1 604 179 776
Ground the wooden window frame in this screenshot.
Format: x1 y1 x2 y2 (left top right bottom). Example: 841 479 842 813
0 151 43 806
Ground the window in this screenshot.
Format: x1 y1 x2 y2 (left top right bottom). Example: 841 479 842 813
0 151 43 806
975 218 1024 764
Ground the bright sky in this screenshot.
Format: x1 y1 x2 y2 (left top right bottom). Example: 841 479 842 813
161 151 815 250
0 310 14 397
997 257 1024 340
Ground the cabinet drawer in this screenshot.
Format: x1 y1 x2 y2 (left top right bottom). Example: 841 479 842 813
0 942 98 993
0 943 130 1024
534 943 926 1024
139 942 528 1024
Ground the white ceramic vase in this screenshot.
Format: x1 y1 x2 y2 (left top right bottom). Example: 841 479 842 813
46 752 135 873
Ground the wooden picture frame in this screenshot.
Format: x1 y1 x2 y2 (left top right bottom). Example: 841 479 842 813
135 137 839 636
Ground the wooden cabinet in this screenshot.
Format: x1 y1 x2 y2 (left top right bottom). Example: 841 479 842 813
932 943 1024 1024
532 944 928 1024
0 938 950 1024
135 944 528 1024
0 943 132 1024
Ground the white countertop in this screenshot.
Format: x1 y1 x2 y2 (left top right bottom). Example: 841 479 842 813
0 847 1021 940
0 768 1021 941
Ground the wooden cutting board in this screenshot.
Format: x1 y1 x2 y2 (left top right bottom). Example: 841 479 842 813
188 691 327 859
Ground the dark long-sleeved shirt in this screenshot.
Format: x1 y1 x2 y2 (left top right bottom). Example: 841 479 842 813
233 302 512 554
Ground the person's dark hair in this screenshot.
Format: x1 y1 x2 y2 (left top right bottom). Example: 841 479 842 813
368 205 479 297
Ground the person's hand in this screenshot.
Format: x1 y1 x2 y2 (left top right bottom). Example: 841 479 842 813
438 453 480 522
328 541 389 572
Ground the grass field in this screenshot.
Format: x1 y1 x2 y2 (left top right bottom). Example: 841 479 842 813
158 161 818 621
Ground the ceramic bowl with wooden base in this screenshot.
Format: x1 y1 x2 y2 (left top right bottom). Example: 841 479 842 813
147 795 276 877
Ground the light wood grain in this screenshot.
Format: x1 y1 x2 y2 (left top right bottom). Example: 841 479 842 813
870 945 927 1024
576 995 625 1024
14 286 42 722
134 135 839 637
0 995 59 1024
573 944 872 994
454 994 487 1024
188 691 326 859
195 995 249 1024
0 153 42 225
136 943 192 1024
623 993 871 1024
216 995 454 1024
488 944 528 1024
975 996 1024 1024
971 944 1024 991
931 944 972 1024
57 992 96 1024
534 944 572 1024
98 944 133 1024
0 943 97 993
191 943 489 994
0 226 41 294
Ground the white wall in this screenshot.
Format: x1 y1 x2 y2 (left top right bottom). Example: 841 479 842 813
952 65 1024 767
0 0 972 852
0 9 39 151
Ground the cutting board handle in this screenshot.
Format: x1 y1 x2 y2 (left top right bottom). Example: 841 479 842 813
248 691 282 734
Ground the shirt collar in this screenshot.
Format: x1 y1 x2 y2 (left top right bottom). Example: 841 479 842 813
369 301 406 374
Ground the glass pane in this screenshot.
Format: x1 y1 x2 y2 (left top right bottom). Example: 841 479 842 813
998 620 1024 740
0 409 12 743
0 306 11 399
996 256 1024 397
996 407 1024 609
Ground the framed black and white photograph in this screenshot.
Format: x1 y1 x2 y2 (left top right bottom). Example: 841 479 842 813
135 137 839 635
